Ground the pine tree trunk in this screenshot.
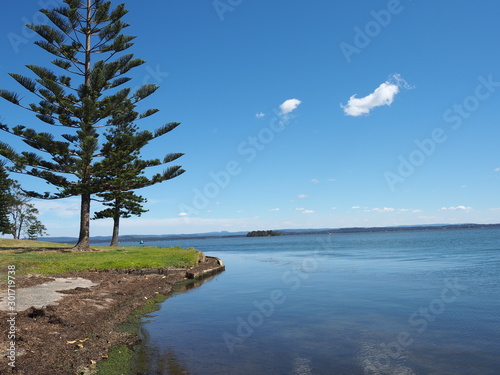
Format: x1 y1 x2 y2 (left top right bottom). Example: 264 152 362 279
110 216 120 247
74 193 91 251
74 1 93 252
109 199 120 247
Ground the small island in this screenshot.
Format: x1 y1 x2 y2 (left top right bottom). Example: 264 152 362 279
246 230 284 237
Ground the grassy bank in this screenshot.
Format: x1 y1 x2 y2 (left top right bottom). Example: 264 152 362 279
0 239 220 375
0 238 200 276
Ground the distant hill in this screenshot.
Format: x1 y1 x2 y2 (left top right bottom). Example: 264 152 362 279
43 223 500 244
246 230 283 237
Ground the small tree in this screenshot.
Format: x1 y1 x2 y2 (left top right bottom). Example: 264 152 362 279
0 163 13 235
0 1 184 250
93 191 147 246
27 221 48 240
8 182 47 240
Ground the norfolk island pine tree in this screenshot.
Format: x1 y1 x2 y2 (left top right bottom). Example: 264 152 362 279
0 1 185 250
93 122 151 247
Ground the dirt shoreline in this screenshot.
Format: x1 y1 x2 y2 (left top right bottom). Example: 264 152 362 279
0 256 225 375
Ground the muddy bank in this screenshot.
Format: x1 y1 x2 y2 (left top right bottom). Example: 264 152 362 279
0 256 224 375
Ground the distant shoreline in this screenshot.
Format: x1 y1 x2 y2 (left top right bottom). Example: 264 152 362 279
45 223 500 244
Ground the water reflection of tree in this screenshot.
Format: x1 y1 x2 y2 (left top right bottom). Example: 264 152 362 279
155 349 190 375
133 330 190 375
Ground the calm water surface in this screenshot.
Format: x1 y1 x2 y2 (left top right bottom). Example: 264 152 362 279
122 228 500 374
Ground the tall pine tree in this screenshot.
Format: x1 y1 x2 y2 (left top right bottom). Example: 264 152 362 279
93 121 180 247
0 1 184 250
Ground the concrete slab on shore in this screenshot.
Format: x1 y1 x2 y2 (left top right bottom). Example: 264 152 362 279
0 277 98 311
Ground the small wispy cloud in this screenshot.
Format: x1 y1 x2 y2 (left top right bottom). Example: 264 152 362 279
296 208 305 211
256 112 266 118
495 167 500 172
303 210 315 214
280 98 302 115
352 206 361 209
440 206 472 211
297 194 308 199
178 212 188 217
311 179 320 184
269 208 280 212
341 74 411 117
371 207 395 213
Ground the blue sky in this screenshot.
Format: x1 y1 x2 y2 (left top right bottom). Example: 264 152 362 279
1 0 500 237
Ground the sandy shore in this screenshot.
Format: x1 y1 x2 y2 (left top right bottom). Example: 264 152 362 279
0 256 224 375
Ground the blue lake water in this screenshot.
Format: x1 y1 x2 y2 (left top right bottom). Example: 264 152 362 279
121 228 500 374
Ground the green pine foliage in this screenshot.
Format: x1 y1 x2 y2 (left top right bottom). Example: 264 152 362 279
93 191 147 246
0 1 185 250
93 121 184 246
0 163 13 235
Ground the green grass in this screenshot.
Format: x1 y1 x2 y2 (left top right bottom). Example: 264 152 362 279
90 345 133 375
0 238 70 249
0 239 200 276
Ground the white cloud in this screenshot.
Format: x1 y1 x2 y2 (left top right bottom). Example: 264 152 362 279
295 208 305 211
341 74 410 117
412 209 423 213
34 198 81 218
352 206 361 209
178 212 188 217
495 168 500 172
269 208 280 212
256 112 266 118
280 99 302 115
440 206 472 211
303 210 315 214
311 179 320 184
371 207 395 213
297 194 308 199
